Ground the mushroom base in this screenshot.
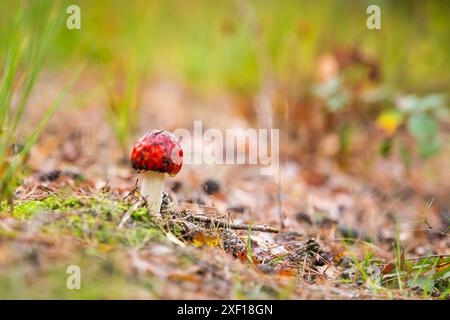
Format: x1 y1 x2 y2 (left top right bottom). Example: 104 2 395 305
140 171 165 215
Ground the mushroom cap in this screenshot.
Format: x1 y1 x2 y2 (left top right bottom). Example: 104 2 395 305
130 130 183 176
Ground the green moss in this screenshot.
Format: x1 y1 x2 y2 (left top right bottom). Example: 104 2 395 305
0 193 166 298
5 195 82 219
12 200 52 219
1 193 163 246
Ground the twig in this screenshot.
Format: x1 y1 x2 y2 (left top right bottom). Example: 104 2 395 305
123 179 139 200
405 254 450 262
189 215 279 233
423 218 448 237
118 201 141 229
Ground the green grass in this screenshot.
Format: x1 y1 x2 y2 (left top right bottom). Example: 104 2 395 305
338 235 449 298
105 52 146 153
0 2 77 203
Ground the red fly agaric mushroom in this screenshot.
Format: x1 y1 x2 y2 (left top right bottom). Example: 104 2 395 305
130 130 183 214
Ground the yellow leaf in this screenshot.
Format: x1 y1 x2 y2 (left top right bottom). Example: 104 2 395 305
376 111 403 135
192 231 220 247
97 243 114 253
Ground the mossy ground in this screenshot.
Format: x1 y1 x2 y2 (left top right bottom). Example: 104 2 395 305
1 191 448 299
0 192 300 299
0 193 165 299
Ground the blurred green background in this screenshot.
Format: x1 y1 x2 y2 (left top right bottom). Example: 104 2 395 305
0 0 449 299
1 0 448 94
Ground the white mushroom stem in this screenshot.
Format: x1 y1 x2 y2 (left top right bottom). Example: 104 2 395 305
140 171 165 215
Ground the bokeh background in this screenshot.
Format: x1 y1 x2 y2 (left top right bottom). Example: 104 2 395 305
0 0 448 299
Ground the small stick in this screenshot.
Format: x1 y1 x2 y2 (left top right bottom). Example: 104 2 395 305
189 215 279 233
405 254 450 262
423 219 448 237
118 201 141 229
123 179 139 200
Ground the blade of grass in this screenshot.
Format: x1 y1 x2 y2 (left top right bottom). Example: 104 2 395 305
246 222 254 264
0 2 81 203
394 221 405 292
12 5 65 132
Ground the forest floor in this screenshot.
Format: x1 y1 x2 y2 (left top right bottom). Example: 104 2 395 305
0 78 448 299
